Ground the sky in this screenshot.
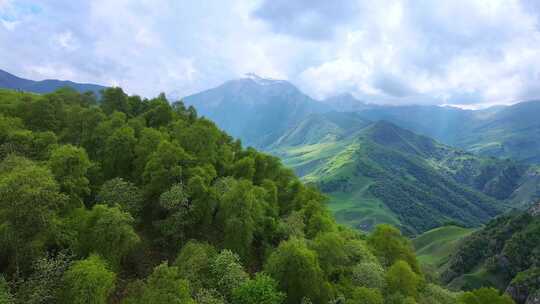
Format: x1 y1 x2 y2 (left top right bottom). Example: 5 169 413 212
1 0 540 107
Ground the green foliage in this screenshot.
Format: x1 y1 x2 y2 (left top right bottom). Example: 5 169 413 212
61 255 116 304
232 273 285 304
69 204 139 269
0 88 490 304
48 144 91 200
97 177 143 217
346 287 383 304
103 125 136 179
368 225 419 271
13 252 73 304
385 260 421 300
100 87 130 115
123 263 194 304
458 288 514 304
0 156 67 272
0 276 13 304
272 115 511 234
418 284 458 304
351 262 385 289
444 211 540 295
264 239 327 304
216 180 265 260
210 250 248 301
142 141 188 198
174 241 217 292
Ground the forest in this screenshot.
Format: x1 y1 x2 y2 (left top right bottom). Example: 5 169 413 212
0 87 515 304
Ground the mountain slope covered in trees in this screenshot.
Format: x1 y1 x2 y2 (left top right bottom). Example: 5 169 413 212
442 202 540 304
271 112 539 234
0 87 514 304
356 101 540 164
0 69 106 96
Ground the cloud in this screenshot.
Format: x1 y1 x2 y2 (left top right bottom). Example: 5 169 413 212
252 0 360 40
0 0 540 106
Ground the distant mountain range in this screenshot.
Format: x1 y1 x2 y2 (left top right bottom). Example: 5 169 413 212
182 74 540 165
0 69 106 96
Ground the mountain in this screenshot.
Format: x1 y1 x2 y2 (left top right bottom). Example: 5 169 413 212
182 74 329 148
442 202 540 304
0 69 106 96
321 93 375 112
356 101 540 164
181 76 540 165
270 113 533 235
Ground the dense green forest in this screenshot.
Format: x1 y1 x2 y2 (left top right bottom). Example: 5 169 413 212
271 113 535 234
0 88 515 304
442 204 540 304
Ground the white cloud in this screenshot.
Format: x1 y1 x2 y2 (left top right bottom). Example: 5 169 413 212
0 0 539 105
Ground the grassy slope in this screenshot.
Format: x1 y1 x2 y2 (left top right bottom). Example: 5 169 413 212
413 226 474 270
273 120 504 235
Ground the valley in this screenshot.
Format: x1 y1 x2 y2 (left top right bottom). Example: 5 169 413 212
180 76 540 235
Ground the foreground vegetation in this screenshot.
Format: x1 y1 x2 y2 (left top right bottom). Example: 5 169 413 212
0 88 514 303
443 206 540 303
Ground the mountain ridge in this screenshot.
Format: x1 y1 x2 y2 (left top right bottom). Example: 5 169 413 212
0 69 106 96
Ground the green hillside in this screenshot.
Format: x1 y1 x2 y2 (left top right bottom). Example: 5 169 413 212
357 100 540 164
442 204 540 303
413 226 475 271
272 115 514 235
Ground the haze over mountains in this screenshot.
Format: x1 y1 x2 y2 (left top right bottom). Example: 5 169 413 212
182 73 540 164
0 69 106 96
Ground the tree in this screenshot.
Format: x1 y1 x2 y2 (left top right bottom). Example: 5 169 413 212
14 251 73 304
100 87 130 115
144 95 173 128
61 255 116 304
368 225 419 272
97 178 143 218
346 287 383 304
194 289 225 304
418 284 458 304
72 204 139 269
156 183 194 249
174 241 217 292
123 263 194 304
0 276 13 304
458 288 514 304
351 261 385 289
103 126 136 179
210 250 248 301
0 156 66 273
385 260 420 299
312 232 349 279
232 273 285 304
232 157 256 181
264 239 327 304
48 144 91 200
175 120 220 165
132 128 166 182
143 141 190 198
216 180 264 260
